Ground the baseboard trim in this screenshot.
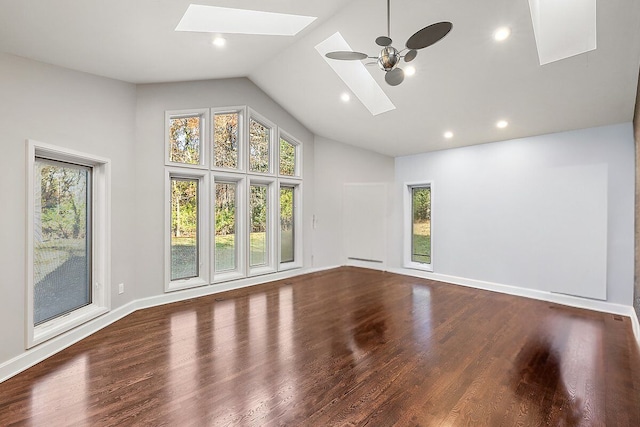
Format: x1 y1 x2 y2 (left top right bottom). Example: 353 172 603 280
631 309 640 348
387 267 639 326
0 265 339 384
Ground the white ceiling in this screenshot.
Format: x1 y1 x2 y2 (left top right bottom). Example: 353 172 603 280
0 0 638 157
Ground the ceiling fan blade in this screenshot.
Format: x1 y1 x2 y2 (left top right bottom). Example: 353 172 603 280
325 51 369 60
406 21 453 50
404 49 418 62
385 68 404 86
376 36 392 47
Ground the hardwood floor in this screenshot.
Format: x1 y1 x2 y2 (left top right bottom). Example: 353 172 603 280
1 267 639 426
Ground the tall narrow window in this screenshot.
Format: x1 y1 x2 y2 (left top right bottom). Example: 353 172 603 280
34 159 91 325
171 178 199 280
249 119 270 173
411 186 431 264
250 184 268 266
214 112 239 169
215 182 237 271
169 115 202 165
279 138 296 176
280 186 294 263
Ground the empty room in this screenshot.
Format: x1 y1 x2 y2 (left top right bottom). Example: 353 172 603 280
1 0 639 425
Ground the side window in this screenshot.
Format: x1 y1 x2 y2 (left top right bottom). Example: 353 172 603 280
405 184 432 271
27 140 111 347
165 169 209 291
279 138 296 176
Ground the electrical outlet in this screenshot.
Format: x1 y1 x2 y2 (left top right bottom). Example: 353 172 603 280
118 283 124 294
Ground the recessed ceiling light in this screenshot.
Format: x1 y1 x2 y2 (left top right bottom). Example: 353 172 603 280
212 37 226 47
341 93 351 102
493 27 511 42
444 131 454 139
405 66 416 76
496 120 509 129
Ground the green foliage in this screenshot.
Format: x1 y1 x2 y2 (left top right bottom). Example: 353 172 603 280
249 119 269 173
412 187 431 222
170 116 200 165
250 185 267 232
279 139 296 176
171 179 198 238
280 187 293 230
215 183 236 235
38 163 87 240
214 113 238 169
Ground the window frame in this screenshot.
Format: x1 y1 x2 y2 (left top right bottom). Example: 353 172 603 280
165 108 209 170
277 130 302 178
247 177 277 277
26 139 111 348
247 108 276 176
165 167 210 292
211 172 246 283
278 179 303 271
211 106 246 173
404 182 433 272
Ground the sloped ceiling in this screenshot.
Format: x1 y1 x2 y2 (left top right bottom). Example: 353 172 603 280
0 0 638 156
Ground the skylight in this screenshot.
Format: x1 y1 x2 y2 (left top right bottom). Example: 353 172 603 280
175 5 317 36
528 0 596 65
315 32 395 116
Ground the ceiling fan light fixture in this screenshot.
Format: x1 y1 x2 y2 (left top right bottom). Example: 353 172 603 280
405 66 416 76
378 46 401 71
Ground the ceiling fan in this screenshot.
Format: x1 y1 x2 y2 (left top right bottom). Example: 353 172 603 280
325 0 452 86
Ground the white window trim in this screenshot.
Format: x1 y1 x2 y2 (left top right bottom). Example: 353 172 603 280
278 179 303 271
277 130 303 179
165 167 210 292
248 177 277 277
26 139 111 348
211 105 246 173
247 108 277 176
403 182 434 272
165 108 209 170
212 171 246 283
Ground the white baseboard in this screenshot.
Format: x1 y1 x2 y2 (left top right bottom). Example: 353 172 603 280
345 258 386 271
387 266 640 348
0 265 339 384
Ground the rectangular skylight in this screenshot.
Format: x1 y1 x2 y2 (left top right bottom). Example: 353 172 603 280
315 32 395 116
175 5 317 36
528 0 596 65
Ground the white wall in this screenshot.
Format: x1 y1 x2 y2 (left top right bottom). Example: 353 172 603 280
391 123 635 306
0 53 137 364
134 78 314 300
312 137 395 268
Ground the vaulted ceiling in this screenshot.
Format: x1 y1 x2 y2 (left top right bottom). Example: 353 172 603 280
1 0 638 156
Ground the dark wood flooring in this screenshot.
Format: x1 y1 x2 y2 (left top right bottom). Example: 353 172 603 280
1 267 639 426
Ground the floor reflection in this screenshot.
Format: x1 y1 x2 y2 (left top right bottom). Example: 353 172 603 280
511 333 583 426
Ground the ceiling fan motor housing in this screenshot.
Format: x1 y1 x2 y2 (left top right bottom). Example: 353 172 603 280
378 46 401 71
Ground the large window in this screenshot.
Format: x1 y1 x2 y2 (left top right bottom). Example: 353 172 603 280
405 183 432 271
165 169 209 291
165 106 302 290
27 140 111 347
170 178 199 280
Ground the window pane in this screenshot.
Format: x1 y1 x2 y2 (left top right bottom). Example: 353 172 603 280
34 159 91 325
171 178 199 280
214 113 238 169
215 182 237 272
249 119 270 173
250 185 268 266
411 187 431 264
279 138 296 176
280 186 294 263
169 116 201 165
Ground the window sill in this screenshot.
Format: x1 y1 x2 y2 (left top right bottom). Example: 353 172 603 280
404 262 433 273
30 303 108 348
166 277 209 292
